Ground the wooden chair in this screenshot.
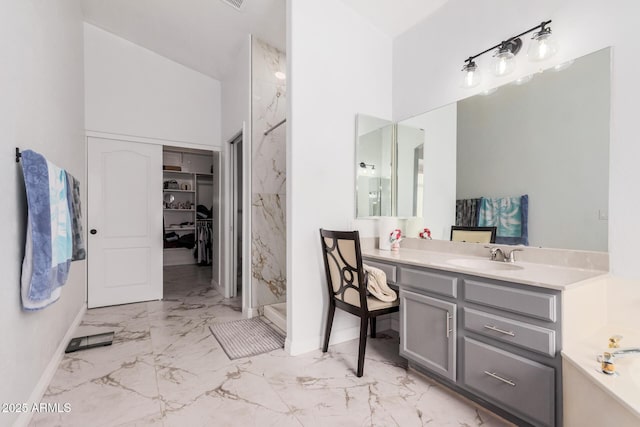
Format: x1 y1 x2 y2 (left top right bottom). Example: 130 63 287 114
450 226 497 243
319 229 399 377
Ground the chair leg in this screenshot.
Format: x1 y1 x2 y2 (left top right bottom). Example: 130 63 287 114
370 317 377 338
357 316 368 377
322 304 335 352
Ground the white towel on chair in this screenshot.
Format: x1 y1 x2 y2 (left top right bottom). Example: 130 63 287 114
363 264 397 302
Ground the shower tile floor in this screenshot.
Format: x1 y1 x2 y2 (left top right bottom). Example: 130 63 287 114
30 265 513 427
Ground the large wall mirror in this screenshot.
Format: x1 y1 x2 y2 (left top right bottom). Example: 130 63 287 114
355 116 425 218
357 47 611 252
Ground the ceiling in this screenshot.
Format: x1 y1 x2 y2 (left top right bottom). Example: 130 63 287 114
81 0 446 81
81 0 286 80
339 0 450 38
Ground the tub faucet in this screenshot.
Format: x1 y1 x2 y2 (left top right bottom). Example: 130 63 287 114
599 335 640 375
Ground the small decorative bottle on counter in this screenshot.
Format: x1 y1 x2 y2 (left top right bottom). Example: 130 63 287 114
390 229 403 251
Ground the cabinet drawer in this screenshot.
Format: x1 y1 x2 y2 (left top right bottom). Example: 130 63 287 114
463 338 555 427
463 308 556 357
464 280 556 322
363 259 397 284
400 267 457 298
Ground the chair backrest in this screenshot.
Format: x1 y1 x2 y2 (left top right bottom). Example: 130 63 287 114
319 229 367 309
450 226 497 243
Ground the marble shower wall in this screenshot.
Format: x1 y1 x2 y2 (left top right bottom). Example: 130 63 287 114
251 38 287 309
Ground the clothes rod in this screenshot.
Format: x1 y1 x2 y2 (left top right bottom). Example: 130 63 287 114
263 118 286 136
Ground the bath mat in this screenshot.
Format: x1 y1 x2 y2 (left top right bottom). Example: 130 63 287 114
209 317 284 360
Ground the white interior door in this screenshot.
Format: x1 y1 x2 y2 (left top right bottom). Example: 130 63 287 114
87 137 162 308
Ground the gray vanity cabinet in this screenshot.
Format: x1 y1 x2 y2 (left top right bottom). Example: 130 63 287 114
399 289 456 381
363 256 563 427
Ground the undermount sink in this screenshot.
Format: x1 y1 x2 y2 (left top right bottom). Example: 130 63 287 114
445 258 524 271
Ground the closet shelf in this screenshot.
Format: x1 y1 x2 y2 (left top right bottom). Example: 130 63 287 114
166 226 195 231
163 171 213 176
163 208 195 212
163 170 195 176
163 189 195 193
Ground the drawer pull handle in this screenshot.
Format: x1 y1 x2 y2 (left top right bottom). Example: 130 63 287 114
483 324 515 337
446 313 453 338
483 371 516 387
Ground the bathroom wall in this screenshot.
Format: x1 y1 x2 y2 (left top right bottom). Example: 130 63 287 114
393 0 640 277
0 1 86 426
251 38 287 310
287 0 392 354
84 23 222 147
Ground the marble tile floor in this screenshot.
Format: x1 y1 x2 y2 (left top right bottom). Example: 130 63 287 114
31 265 513 427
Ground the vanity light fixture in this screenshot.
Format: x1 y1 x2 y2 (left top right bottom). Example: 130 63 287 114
461 20 556 87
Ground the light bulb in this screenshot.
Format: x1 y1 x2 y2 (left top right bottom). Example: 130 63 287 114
492 48 516 77
461 61 481 88
527 27 558 62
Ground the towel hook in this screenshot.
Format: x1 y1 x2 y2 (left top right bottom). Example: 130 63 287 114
16 147 21 163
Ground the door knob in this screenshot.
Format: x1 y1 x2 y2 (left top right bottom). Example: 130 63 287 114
90 229 97 235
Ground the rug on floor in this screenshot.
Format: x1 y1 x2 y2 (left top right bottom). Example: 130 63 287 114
209 317 285 360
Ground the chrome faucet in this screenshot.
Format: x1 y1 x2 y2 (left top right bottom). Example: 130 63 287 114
485 246 523 263
599 335 640 375
487 246 505 261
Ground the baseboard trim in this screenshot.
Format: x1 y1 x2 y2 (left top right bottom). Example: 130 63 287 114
243 306 258 318
14 303 87 427
287 325 361 356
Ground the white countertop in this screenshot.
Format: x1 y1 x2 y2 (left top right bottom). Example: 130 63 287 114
362 247 608 291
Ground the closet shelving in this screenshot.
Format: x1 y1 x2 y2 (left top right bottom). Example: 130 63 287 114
162 148 216 266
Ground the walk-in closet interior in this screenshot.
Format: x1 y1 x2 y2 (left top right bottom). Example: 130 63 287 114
163 147 221 287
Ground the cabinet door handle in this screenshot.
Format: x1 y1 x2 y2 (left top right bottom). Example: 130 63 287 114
446 313 453 338
483 324 515 337
483 371 516 387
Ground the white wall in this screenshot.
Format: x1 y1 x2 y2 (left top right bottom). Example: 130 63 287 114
221 37 251 144
287 0 392 354
0 2 86 426
84 23 222 147
393 0 640 278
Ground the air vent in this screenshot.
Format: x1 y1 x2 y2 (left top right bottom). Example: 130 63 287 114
220 0 244 11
